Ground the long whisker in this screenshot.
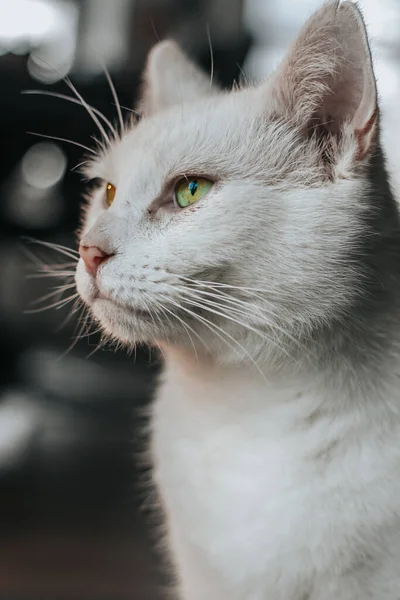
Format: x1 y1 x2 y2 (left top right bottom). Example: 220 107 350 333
25 257 76 279
24 292 80 314
27 238 79 255
20 244 49 269
174 283 272 324
177 274 282 297
22 90 116 135
143 301 171 360
153 297 208 358
206 24 214 91
85 333 108 359
177 275 310 329
27 271 75 280
56 297 82 332
173 283 278 320
186 279 319 355
26 131 97 155
22 237 79 261
114 104 141 117
160 280 279 336
169 291 291 360
160 304 201 360
71 160 90 172
100 61 124 134
29 52 111 145
150 17 161 42
77 324 104 341
236 62 248 87
190 281 281 311
73 305 93 341
64 75 111 145
30 282 77 306
157 293 267 381
171 283 311 357
35 259 78 267
60 304 90 357
21 248 76 290
139 292 170 345
177 277 308 340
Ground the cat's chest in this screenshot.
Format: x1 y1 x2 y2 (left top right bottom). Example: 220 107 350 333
151 368 355 585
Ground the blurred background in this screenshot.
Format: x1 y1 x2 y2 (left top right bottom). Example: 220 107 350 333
0 0 399 598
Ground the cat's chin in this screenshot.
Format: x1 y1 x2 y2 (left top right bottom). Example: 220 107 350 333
91 297 159 344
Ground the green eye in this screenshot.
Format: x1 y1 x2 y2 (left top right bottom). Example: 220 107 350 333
174 177 214 208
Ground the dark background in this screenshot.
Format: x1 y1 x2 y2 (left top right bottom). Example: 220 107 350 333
0 0 397 598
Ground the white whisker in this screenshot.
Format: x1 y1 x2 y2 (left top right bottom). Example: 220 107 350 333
24 292 79 314
158 280 289 354
22 90 116 136
71 160 90 172
22 237 79 261
26 131 96 155
63 76 111 145
56 297 83 332
178 274 282 297
170 283 312 358
100 61 124 134
59 304 90 357
30 282 76 306
26 271 75 280
157 293 267 381
85 334 108 359
114 103 141 117
29 53 111 145
169 291 291 361
206 24 214 91
153 297 208 360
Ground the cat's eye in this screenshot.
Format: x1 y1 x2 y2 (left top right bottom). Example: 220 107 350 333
106 182 116 206
174 177 213 208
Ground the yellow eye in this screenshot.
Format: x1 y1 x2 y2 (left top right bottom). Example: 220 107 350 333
174 177 213 208
106 182 116 206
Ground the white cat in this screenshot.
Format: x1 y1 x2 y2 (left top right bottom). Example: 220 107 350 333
75 1 400 598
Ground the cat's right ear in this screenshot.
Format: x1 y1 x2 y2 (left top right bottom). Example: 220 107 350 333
138 41 218 117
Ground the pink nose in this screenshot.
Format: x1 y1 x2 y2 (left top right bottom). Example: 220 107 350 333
79 245 112 276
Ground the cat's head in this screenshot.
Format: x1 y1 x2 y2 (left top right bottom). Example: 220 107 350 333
75 1 390 366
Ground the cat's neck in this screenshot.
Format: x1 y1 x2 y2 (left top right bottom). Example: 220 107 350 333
160 328 400 419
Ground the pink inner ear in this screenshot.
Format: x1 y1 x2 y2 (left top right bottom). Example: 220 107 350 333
269 1 378 162
355 107 379 161
315 62 365 135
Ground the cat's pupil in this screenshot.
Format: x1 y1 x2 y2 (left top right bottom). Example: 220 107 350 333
189 180 198 196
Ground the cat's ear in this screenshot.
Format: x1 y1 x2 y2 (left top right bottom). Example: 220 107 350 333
139 41 218 117
269 0 378 162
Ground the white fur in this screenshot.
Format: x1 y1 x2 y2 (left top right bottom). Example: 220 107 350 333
153 354 400 600
74 1 400 598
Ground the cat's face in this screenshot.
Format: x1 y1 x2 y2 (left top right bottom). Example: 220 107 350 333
75 1 380 364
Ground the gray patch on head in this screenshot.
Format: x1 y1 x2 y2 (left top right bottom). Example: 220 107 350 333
317 143 400 372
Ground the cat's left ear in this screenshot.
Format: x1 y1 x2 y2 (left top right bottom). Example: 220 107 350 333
139 41 218 117
269 0 378 162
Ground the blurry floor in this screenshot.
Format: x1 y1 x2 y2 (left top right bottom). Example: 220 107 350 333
0 517 161 600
